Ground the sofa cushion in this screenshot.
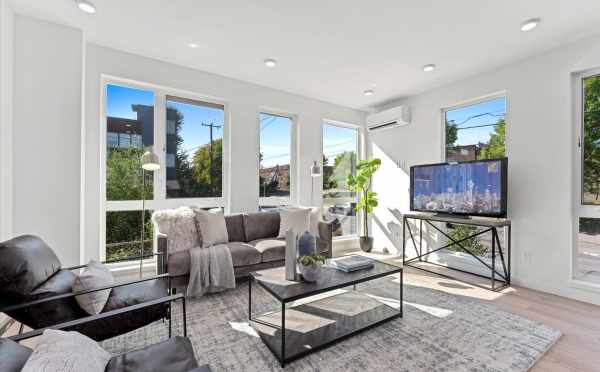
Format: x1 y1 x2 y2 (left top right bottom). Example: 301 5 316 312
228 242 261 267
0 235 62 297
225 213 246 242
105 336 198 372
243 212 280 242
152 207 200 254
249 238 286 263
0 338 32 372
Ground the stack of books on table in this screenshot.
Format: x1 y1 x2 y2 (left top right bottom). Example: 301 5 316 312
330 255 374 272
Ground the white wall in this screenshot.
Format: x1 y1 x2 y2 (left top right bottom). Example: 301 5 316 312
0 0 14 241
12 16 83 266
370 33 600 305
83 44 366 263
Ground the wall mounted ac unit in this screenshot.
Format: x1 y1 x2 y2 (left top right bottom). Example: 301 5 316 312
366 105 411 132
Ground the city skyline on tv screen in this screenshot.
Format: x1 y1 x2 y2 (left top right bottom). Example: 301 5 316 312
412 160 504 215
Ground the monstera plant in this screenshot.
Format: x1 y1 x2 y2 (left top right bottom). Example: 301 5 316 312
347 158 381 252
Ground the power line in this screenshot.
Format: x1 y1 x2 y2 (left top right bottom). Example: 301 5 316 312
447 110 505 127
260 116 278 132
455 123 502 131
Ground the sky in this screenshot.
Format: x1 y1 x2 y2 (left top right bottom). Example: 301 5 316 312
107 84 358 167
323 124 358 164
445 96 506 146
106 84 224 156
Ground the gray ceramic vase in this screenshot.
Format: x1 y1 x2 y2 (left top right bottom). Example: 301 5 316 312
299 263 321 282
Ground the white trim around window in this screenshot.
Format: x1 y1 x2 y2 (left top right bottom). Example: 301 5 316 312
99 75 230 260
257 108 298 207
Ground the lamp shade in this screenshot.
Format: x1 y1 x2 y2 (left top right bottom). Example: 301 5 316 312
310 161 321 177
141 150 160 171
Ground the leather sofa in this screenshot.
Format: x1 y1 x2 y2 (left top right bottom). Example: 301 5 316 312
0 336 209 372
156 211 334 289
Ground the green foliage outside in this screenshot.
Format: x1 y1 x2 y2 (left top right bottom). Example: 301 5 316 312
347 158 381 238
583 76 600 203
446 224 489 256
479 119 506 160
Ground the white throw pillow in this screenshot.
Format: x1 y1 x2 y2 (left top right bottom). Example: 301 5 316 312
193 209 229 248
73 260 115 315
152 206 200 253
308 207 321 237
21 329 111 372
278 207 311 238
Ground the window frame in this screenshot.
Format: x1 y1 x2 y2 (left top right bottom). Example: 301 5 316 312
99 75 230 261
321 119 364 239
441 92 507 162
257 109 297 207
572 68 600 289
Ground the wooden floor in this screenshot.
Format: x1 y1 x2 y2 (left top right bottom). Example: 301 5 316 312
5 253 600 371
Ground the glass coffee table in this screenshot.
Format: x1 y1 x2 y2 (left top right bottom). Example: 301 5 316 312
248 259 403 367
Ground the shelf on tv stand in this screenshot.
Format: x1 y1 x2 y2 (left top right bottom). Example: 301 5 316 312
403 212 510 228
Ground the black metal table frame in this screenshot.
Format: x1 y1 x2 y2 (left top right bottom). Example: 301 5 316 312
248 268 403 367
402 215 511 291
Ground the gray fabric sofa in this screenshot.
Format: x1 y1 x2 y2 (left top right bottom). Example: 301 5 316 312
156 211 334 289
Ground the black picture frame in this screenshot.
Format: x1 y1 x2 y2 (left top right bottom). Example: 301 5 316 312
409 157 508 218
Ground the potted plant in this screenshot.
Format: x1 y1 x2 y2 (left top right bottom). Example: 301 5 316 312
297 253 326 282
347 158 381 252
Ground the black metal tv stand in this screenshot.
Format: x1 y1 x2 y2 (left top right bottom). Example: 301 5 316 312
402 212 511 291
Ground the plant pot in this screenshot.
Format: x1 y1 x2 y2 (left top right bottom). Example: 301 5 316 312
360 236 373 252
299 264 322 282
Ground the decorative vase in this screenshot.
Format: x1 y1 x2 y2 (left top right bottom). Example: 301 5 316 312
360 236 373 252
299 263 321 282
297 231 316 256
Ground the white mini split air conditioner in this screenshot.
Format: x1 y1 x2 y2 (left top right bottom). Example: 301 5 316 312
366 105 411 132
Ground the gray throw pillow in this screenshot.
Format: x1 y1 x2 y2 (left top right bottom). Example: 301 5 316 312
72 260 115 315
21 329 111 372
278 207 311 238
193 209 229 248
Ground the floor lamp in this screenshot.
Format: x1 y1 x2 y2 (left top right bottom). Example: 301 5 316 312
140 149 160 278
310 161 321 206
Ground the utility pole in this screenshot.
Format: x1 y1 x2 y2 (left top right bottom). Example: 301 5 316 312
201 122 222 194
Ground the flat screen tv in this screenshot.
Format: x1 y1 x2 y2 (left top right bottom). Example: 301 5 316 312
410 158 507 218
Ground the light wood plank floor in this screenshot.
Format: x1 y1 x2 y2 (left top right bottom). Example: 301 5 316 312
5 253 600 371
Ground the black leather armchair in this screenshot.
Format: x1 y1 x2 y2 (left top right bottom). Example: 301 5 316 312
0 235 184 342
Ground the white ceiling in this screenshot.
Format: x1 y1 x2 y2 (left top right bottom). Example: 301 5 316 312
10 0 600 110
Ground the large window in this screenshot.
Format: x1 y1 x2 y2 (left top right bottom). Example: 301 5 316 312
166 96 224 198
103 81 227 262
575 73 600 284
322 123 359 237
259 113 292 207
105 84 155 261
444 96 506 161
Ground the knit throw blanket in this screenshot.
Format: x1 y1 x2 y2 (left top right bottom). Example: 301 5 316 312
186 244 235 298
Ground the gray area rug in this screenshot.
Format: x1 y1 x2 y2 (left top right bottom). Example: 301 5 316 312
102 275 561 371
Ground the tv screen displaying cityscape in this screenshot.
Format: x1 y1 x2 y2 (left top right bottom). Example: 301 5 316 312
410 158 507 217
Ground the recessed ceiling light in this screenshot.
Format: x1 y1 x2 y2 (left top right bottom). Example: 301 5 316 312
423 64 436 72
188 43 199 49
520 18 541 32
264 58 277 68
75 0 96 14
363 89 374 96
